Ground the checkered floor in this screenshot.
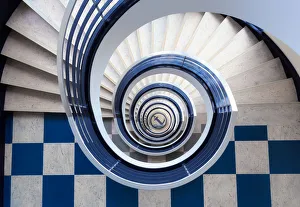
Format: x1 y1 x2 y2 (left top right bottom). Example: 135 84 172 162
3 112 300 206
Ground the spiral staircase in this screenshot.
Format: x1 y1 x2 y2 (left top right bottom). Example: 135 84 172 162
0 0 300 204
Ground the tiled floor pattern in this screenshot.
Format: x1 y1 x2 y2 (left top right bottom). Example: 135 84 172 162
2 112 300 206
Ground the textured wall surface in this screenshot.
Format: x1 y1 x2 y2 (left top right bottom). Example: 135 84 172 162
3 112 300 207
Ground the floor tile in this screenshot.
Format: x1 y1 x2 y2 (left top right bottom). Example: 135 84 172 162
206 141 236 174
4 144 12 176
74 175 106 207
75 144 102 175
13 112 44 143
11 176 42 207
268 125 300 140
204 174 237 207
269 141 300 173
4 176 11 207
106 178 138 207
235 141 269 174
44 113 74 143
234 125 268 141
43 143 74 175
171 176 204 207
139 190 171 207
236 174 271 207
5 113 13 144
12 143 43 175
43 175 74 207
271 174 300 207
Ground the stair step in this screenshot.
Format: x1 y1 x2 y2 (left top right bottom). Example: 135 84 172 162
101 76 115 93
198 16 242 61
219 41 273 79
152 16 167 53
186 12 224 55
126 31 140 61
227 58 286 90
100 99 112 110
237 103 300 125
100 87 113 102
104 64 119 84
137 22 152 57
210 27 258 69
233 79 297 104
1 31 57 75
117 41 133 68
7 2 58 54
175 12 203 51
1 59 59 94
4 86 63 112
110 51 126 75
59 0 68 7
164 13 184 50
23 0 64 31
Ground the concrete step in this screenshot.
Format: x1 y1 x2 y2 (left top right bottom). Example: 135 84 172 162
198 16 242 61
175 12 203 51
227 58 286 90
152 16 167 53
209 27 258 69
237 102 300 125
233 79 297 104
126 31 140 62
164 13 184 50
186 12 224 55
23 0 64 31
110 51 126 75
1 31 57 75
4 86 63 112
219 41 273 79
1 59 59 94
117 41 134 68
7 2 58 54
137 22 152 57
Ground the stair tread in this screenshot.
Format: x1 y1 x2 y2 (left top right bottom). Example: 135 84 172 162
236 102 300 125
152 16 167 53
4 86 64 112
164 13 184 51
1 31 57 75
7 2 58 54
198 16 242 61
23 0 65 31
233 78 297 104
126 31 140 62
219 41 273 79
1 59 59 94
227 58 286 90
175 12 203 51
186 12 224 55
137 22 152 57
210 27 259 69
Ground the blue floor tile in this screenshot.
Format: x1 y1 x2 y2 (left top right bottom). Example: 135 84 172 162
5 113 13 144
12 143 43 175
171 176 204 207
237 174 271 207
44 113 74 143
4 176 11 207
206 141 236 174
269 141 300 173
106 178 138 207
43 175 74 207
235 125 268 141
75 144 102 175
